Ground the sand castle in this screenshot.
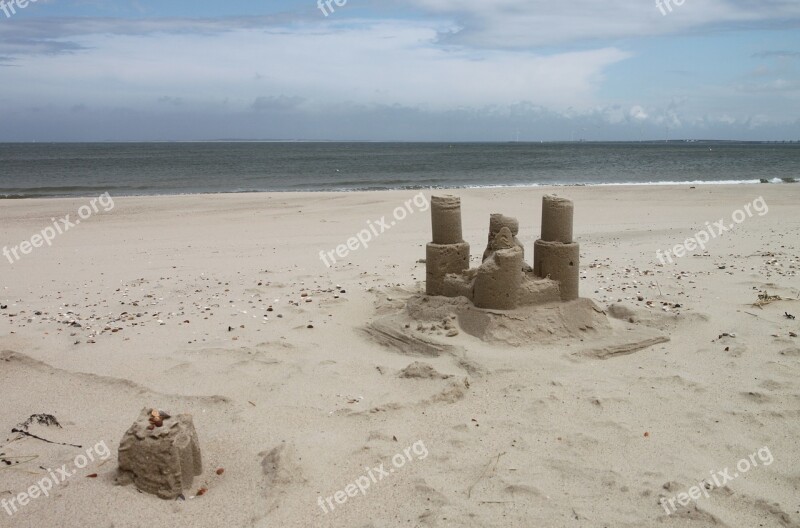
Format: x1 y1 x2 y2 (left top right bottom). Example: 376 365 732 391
426 194 579 309
117 408 203 499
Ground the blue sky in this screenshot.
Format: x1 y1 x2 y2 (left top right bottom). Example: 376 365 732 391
0 0 798 141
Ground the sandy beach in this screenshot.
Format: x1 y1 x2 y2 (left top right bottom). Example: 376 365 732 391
1 184 799 527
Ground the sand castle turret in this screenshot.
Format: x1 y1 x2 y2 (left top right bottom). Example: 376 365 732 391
533 195 579 301
426 196 470 296
482 214 524 262
424 193 580 308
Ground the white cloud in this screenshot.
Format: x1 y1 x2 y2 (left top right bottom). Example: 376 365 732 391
404 0 800 47
630 105 649 122
3 19 630 111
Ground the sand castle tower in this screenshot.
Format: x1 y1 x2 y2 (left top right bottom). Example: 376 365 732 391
533 195 580 301
473 226 524 309
424 193 579 307
426 195 470 296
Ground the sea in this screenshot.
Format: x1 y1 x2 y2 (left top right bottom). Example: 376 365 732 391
0 142 797 199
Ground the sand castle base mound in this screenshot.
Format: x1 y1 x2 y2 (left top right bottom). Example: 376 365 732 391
363 293 671 359
406 295 610 346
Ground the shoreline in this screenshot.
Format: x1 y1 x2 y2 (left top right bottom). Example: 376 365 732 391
1 179 797 201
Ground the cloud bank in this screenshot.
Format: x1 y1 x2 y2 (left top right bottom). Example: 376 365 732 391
0 1 797 141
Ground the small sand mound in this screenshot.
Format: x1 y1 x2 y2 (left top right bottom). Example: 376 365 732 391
427 379 470 404
608 303 637 321
399 361 452 379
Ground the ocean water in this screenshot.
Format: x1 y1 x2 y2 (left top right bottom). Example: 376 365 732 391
0 142 797 198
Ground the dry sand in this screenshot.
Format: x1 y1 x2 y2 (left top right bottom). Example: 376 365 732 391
0 185 799 527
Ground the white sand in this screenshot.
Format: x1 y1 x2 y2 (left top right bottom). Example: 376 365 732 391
1 185 799 527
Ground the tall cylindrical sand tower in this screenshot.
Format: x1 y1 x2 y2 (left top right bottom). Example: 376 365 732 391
426 196 470 296
533 195 580 301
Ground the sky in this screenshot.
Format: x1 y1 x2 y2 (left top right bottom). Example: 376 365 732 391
0 0 798 141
